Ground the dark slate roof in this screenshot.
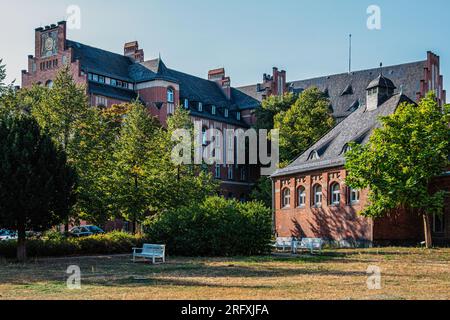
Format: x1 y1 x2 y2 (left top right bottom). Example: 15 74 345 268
238 61 426 120
66 39 260 116
271 93 415 178
88 81 137 101
67 40 134 82
367 74 397 90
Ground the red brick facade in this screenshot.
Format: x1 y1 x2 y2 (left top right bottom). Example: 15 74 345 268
274 166 450 245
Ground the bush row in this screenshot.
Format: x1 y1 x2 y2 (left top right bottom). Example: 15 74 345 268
146 196 273 256
0 232 148 259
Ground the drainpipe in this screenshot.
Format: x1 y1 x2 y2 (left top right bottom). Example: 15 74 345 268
271 176 276 236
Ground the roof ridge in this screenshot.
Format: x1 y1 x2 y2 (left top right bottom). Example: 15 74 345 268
66 39 134 63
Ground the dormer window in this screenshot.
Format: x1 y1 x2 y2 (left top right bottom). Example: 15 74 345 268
236 112 241 121
167 88 174 103
224 108 229 118
308 151 320 160
184 99 189 109
212 105 216 115
342 144 352 154
198 102 203 112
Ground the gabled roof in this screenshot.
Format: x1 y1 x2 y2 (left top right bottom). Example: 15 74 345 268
89 82 137 101
271 93 415 178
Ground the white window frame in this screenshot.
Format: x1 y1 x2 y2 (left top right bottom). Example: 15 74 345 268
298 187 306 207
198 102 203 112
313 185 322 207
184 99 189 109
224 108 229 118
212 105 216 115
350 189 360 204
331 183 341 205
282 188 291 208
167 88 174 103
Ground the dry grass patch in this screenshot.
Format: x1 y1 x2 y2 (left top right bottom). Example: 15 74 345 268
0 247 448 300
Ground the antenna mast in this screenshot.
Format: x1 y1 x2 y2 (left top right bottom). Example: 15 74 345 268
349 34 352 73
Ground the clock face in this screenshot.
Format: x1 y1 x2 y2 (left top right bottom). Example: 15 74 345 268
41 31 58 57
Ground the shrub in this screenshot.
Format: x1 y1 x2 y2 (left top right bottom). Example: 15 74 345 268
147 197 273 256
0 232 148 260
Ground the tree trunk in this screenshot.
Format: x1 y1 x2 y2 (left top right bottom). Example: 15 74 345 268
17 223 27 263
423 214 433 249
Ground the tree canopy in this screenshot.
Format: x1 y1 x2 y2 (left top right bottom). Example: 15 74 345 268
0 113 77 261
345 93 450 247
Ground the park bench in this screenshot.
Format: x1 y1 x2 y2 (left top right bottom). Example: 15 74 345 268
293 238 324 254
133 244 166 264
272 237 297 253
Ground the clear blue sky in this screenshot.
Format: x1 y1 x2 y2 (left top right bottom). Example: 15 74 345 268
1 0 449 89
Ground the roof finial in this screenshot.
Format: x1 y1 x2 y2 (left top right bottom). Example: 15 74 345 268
159 52 161 60
348 34 352 74
379 62 383 76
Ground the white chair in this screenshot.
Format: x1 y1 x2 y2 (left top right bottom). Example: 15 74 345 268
297 238 324 254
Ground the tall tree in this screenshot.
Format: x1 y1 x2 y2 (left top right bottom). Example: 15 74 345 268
0 114 77 261
0 59 6 95
25 67 93 230
274 87 335 166
345 93 450 248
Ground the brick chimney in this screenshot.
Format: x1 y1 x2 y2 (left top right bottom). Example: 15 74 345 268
208 68 231 99
124 41 144 63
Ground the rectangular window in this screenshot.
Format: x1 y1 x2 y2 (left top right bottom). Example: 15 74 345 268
236 112 241 121
240 167 247 181
350 189 360 204
184 99 189 109
95 96 108 107
167 103 175 115
215 165 221 179
212 105 216 115
93 74 99 82
224 109 229 118
110 79 117 87
198 102 203 112
227 166 234 180
98 76 105 83
88 73 93 81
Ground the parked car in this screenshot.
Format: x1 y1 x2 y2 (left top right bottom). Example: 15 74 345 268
69 225 105 238
0 229 18 241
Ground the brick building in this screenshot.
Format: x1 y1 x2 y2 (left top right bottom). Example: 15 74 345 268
22 21 262 200
270 69 449 246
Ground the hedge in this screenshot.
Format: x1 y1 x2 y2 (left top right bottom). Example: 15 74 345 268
146 196 273 256
0 232 149 259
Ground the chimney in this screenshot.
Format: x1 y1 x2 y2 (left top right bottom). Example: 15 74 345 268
208 68 231 99
260 67 286 97
124 41 144 63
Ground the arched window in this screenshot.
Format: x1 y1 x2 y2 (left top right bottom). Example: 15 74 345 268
297 187 306 207
167 87 174 103
313 185 322 207
350 188 360 204
330 183 341 205
282 188 291 208
45 80 54 88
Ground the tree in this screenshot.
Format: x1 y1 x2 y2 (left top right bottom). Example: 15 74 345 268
274 87 335 166
0 114 77 261
255 92 297 130
249 176 273 208
109 101 164 233
25 67 93 230
345 93 450 248
0 59 6 95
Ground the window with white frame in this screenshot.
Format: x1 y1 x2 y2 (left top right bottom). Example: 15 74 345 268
297 187 306 207
236 112 241 121
224 108 229 118
167 103 175 115
184 99 189 109
227 166 234 180
330 183 341 205
167 88 174 103
350 188 360 204
212 105 216 115
215 164 221 179
313 185 322 207
95 96 108 107
198 102 203 112
282 188 291 208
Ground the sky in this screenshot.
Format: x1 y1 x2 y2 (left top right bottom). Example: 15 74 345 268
0 0 449 88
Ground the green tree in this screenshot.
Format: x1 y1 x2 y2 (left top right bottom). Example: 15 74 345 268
345 93 450 248
0 114 77 261
255 92 297 130
0 59 6 95
249 176 273 208
274 87 335 166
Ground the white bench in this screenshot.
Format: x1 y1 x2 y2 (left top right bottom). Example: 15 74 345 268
293 238 324 254
272 237 297 253
133 244 166 264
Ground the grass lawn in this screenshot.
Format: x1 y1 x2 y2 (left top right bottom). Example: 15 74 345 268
0 247 449 300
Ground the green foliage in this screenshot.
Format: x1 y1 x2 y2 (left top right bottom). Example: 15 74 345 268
147 196 273 256
255 92 297 130
345 93 450 218
0 113 77 260
249 176 273 208
274 87 335 166
0 59 6 94
0 232 148 259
